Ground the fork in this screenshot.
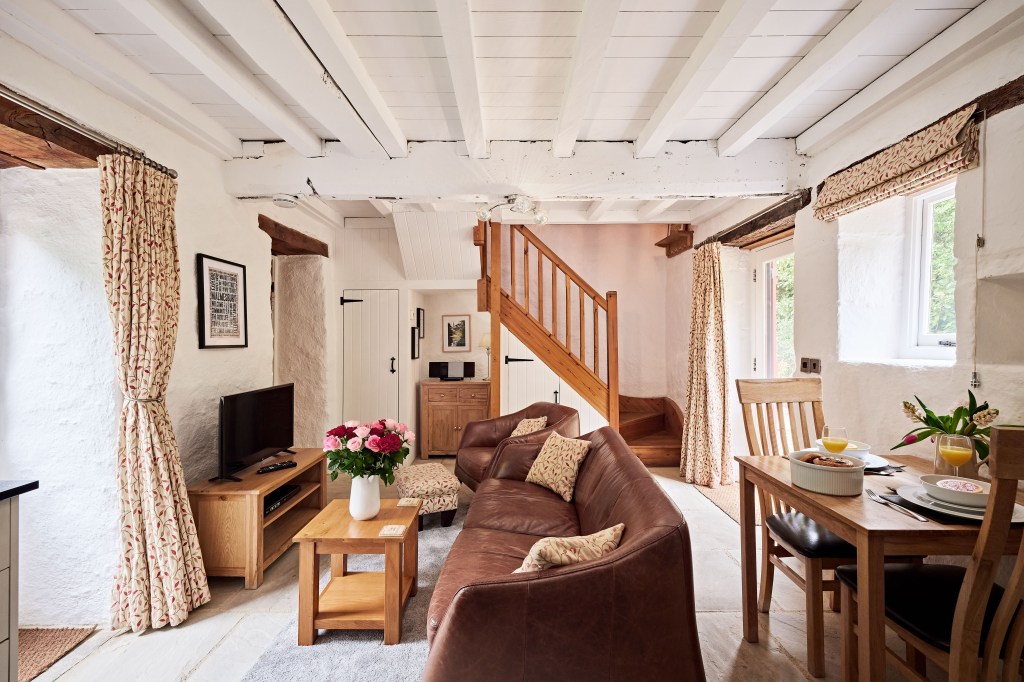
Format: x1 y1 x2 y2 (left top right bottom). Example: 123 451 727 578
866 488 929 522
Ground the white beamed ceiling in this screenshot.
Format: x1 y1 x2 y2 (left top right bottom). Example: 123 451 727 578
45 0 984 156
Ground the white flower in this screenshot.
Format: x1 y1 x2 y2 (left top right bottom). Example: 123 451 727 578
949 399 970 414
972 408 999 429
902 401 923 422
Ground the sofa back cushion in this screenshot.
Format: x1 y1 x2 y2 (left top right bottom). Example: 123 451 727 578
573 427 683 546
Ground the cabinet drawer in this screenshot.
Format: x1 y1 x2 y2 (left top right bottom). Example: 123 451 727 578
426 387 458 402
458 387 488 403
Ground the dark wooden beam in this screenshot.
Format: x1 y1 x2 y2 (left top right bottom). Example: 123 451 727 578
258 214 329 257
654 224 693 258
0 95 113 169
0 149 43 170
697 188 811 250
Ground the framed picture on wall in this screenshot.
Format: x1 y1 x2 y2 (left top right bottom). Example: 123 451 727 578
411 326 420 359
442 314 471 352
196 253 248 349
416 307 426 338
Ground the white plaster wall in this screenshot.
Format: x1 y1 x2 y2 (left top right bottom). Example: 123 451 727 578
0 168 118 625
531 223 668 397
0 34 342 625
275 255 329 448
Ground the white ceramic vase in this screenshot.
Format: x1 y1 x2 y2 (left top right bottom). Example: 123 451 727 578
349 474 381 520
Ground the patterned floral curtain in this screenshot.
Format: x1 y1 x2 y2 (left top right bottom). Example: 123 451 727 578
680 242 731 487
99 154 210 632
813 105 979 222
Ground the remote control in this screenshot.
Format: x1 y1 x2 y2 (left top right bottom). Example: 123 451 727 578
256 461 297 474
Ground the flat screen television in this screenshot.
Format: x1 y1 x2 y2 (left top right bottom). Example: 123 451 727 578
217 383 294 481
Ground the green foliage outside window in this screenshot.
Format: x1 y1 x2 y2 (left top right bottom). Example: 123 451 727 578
927 197 956 335
774 254 796 377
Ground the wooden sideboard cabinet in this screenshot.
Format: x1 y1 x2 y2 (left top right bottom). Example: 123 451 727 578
419 380 490 458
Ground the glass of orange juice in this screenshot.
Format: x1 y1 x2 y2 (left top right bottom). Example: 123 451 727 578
938 434 973 477
821 426 849 454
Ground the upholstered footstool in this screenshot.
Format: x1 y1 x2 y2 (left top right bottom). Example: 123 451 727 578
395 462 460 530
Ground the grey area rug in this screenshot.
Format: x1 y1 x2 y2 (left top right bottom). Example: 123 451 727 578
243 504 468 682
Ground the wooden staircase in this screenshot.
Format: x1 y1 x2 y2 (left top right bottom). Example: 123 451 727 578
474 219 681 467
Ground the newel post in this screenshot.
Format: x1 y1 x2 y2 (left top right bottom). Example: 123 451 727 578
488 220 502 417
606 291 619 431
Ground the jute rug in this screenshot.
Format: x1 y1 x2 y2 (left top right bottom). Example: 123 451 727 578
18 627 94 682
696 483 761 526
243 503 468 682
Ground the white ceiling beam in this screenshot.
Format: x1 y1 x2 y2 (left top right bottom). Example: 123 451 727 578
277 0 407 158
118 0 323 157
550 209 693 225
0 0 240 159
637 199 676 221
435 0 487 159
634 0 774 159
797 0 1024 155
717 0 901 157
345 216 394 229
552 0 622 158
368 198 394 216
225 139 801 200
195 0 385 158
586 199 616 221
688 197 739 225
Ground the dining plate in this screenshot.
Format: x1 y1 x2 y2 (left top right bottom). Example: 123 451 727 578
896 485 1024 522
862 454 891 470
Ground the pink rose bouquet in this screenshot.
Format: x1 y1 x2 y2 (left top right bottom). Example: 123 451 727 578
323 418 416 485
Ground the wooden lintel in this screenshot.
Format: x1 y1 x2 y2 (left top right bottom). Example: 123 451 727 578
701 188 811 249
655 224 694 258
0 148 43 170
0 96 112 169
258 214 329 257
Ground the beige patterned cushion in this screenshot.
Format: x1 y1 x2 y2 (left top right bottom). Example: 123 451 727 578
513 524 625 573
510 416 547 437
525 432 591 502
394 462 460 498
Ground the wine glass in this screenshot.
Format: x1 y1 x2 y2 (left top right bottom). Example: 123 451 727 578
938 434 973 478
821 426 849 454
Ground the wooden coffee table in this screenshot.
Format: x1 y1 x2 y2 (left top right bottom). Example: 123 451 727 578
293 498 421 645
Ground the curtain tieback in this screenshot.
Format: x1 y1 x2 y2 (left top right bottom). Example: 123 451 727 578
125 397 164 403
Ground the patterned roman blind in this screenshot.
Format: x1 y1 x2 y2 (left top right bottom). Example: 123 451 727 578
812 104 980 222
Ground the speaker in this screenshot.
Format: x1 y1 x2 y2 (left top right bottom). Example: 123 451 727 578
428 361 476 381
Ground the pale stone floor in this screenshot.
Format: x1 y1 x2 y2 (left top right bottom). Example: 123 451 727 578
39 462 925 682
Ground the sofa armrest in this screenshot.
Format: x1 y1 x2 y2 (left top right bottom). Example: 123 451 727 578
486 437 546 481
457 417 502 449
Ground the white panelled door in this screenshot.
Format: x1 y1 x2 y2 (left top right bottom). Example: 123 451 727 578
342 289 400 423
501 326 608 435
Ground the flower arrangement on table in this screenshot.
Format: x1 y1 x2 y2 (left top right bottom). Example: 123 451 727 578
323 419 416 485
892 390 999 460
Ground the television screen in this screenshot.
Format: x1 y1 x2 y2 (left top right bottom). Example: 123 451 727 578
219 384 294 478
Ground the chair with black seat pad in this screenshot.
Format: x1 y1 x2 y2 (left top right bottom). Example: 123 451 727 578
837 425 1024 681
737 378 856 678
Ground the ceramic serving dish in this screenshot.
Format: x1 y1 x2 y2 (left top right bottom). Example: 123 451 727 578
920 474 990 508
788 449 865 496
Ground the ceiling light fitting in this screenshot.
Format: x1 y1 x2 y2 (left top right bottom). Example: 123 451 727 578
476 195 547 224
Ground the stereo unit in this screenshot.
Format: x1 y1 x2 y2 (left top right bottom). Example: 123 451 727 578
428 361 476 381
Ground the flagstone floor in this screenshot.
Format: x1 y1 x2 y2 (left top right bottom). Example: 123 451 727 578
38 462 920 681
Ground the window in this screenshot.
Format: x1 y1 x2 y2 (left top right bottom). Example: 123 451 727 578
752 241 796 378
905 183 957 358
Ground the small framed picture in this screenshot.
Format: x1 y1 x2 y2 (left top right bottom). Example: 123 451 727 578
416 307 426 338
411 326 420 360
442 314 471 353
197 253 248 349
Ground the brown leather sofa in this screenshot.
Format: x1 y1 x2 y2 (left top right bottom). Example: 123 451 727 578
425 426 706 682
454 401 580 491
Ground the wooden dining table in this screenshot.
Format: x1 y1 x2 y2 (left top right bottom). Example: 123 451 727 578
736 453 1024 681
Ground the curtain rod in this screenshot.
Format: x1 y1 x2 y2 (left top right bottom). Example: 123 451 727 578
695 190 810 250
0 84 178 179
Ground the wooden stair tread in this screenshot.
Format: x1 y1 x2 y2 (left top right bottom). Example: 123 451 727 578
627 428 681 467
619 410 660 424
627 431 681 447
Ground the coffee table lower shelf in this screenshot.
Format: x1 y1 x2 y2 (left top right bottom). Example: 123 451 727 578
315 571 416 630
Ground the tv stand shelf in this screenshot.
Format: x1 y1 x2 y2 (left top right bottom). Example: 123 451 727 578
188 448 327 589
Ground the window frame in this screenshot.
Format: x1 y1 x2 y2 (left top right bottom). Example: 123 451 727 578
751 239 796 379
902 182 957 360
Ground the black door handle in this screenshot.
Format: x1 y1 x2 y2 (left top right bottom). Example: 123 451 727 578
389 357 396 374
505 356 534 364
553 389 559 404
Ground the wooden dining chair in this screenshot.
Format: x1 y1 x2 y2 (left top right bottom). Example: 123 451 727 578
736 377 856 678
837 426 1024 681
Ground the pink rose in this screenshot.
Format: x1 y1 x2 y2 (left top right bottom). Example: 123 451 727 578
404 431 416 443
384 418 398 431
366 435 382 452
346 437 363 451
904 433 918 445
323 435 341 451
396 422 408 434
354 426 371 439
344 420 359 428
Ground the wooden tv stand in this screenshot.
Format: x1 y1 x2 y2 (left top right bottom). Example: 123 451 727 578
188 448 327 589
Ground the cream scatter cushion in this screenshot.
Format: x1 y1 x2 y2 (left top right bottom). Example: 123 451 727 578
525 432 591 502
514 524 626 573
510 416 548 437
